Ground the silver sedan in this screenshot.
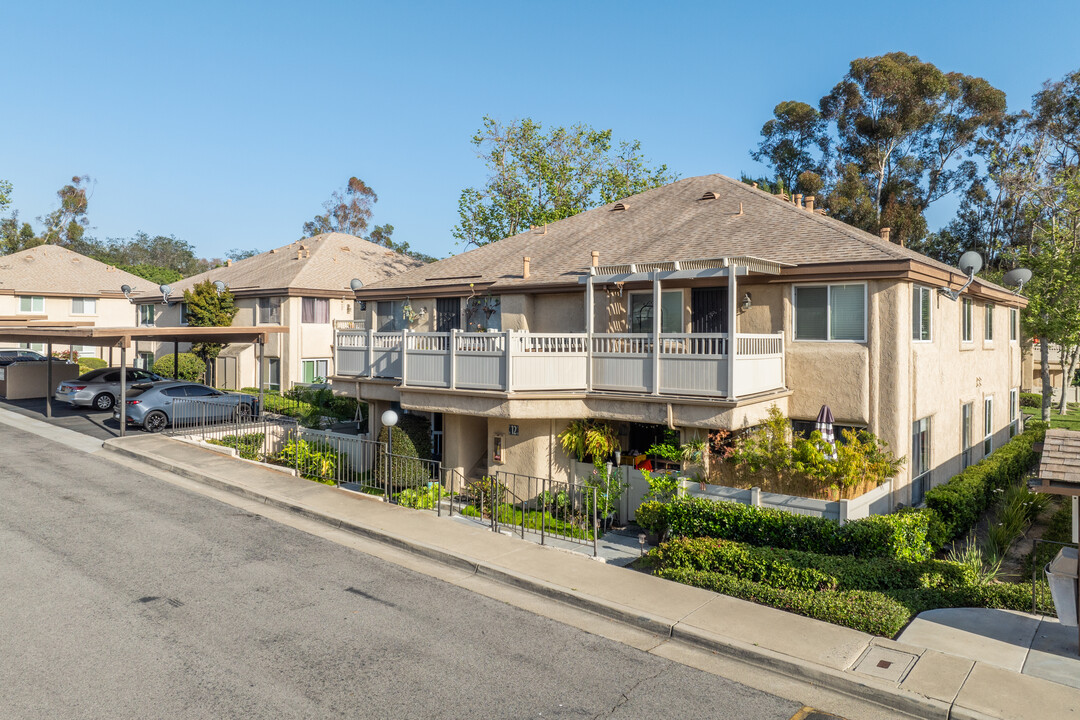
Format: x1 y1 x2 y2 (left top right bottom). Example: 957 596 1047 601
55 367 165 411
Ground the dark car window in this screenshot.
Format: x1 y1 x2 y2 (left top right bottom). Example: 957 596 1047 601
103 372 121 382
78 369 110 381
184 386 218 397
161 387 187 397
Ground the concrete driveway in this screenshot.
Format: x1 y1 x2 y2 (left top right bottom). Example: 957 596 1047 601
0 397 122 441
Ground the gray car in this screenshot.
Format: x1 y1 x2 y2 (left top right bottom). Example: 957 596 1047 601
55 367 165 411
114 381 259 433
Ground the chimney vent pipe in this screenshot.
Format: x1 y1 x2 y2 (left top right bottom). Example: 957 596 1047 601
523 256 531 279
805 196 815 212
879 227 891 243
591 251 599 267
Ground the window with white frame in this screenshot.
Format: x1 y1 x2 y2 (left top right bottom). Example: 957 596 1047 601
961 298 973 342
961 402 973 469
258 297 282 324
71 297 96 315
912 285 932 341
266 358 281 391
19 296 44 313
74 345 96 358
138 304 155 327
912 416 932 505
1010 308 1018 342
794 284 866 341
985 303 994 342
301 297 329 324
20 342 45 353
983 396 994 456
137 352 155 370
301 358 329 384
629 290 683 334
1010 388 1019 438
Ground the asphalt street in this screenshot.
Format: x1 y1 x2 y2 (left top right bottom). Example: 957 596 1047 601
0 424 805 720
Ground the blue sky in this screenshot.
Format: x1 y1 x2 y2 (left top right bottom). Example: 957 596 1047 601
3 1 1079 260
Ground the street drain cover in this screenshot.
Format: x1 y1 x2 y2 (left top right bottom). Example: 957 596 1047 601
852 646 918 683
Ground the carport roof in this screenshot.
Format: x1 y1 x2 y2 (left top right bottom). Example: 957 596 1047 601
0 325 287 347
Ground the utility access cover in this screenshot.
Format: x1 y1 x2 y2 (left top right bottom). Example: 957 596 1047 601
851 646 918 683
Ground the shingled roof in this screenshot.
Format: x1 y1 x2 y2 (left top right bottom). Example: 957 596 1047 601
357 174 1018 300
145 232 425 299
0 245 152 297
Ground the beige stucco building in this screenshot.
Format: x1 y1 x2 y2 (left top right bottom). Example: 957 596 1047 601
0 245 149 360
331 175 1026 508
135 233 423 389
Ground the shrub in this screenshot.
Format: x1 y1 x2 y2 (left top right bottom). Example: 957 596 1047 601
375 413 434 488
397 484 442 509
79 357 107 372
650 537 977 593
208 432 265 461
273 437 341 485
658 568 913 636
152 352 205 382
640 496 932 561
925 426 1044 543
1019 392 1042 408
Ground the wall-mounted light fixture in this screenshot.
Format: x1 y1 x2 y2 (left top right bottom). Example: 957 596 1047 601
741 292 753 312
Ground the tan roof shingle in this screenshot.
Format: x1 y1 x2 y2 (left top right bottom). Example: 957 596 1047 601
0 245 154 297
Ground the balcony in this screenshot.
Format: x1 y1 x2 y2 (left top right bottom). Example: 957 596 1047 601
335 327 785 400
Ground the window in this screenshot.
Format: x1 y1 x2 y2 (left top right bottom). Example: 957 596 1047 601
465 296 501 332
985 303 994 342
1010 388 1019 438
793 284 866 341
71 298 96 315
912 417 931 505
74 345 96 358
179 302 189 326
301 359 329 384
1010 308 1018 342
435 297 460 332
301 297 329 324
266 358 281 391
137 352 155 370
961 402 973 469
984 397 994 455
185 385 219 397
258 297 282 324
961 298 973 342
20 342 45 353
138 304 155 327
629 290 683 334
377 300 404 332
912 286 932 341
19 296 44 313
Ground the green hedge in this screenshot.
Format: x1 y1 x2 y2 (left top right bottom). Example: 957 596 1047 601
375 413 434 487
659 567 1054 637
925 424 1045 542
1020 392 1042 408
636 496 932 561
650 537 977 592
152 352 205 382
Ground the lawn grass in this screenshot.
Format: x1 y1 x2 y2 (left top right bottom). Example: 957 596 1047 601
1022 401 1080 431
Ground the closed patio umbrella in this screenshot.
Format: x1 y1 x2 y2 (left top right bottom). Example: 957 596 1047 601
815 405 837 460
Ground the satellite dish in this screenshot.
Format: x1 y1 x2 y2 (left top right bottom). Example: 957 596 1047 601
213 280 227 293
350 278 364 291
120 284 131 294
958 251 983 277
159 284 172 295
1003 268 1032 289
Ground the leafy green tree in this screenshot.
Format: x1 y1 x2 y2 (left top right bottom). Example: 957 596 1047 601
114 263 183 286
0 213 41 254
0 179 11 214
226 248 260 262
751 101 829 196
183 280 238 381
39 175 93 245
453 116 675 247
303 176 378 237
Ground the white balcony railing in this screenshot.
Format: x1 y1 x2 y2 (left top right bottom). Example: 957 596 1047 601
334 329 785 399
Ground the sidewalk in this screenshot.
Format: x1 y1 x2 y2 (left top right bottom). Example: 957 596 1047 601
99 433 1079 720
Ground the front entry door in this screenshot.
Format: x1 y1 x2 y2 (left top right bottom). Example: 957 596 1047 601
691 287 727 334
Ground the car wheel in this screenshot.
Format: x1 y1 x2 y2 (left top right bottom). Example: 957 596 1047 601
143 411 168 433
235 403 255 422
92 393 115 411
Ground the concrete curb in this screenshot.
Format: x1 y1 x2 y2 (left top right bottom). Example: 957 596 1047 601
98 438 999 720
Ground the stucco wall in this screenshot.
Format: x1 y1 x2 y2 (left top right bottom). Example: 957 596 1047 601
443 412 487 478
486 417 573 484
737 282 783 335
531 293 584 333
0 294 138 357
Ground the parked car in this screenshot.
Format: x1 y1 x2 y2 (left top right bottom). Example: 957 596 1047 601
0 350 74 366
114 381 259 432
54 367 165 411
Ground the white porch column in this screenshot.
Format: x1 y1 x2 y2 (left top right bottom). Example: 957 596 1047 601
726 265 738 401
652 272 661 395
585 274 594 392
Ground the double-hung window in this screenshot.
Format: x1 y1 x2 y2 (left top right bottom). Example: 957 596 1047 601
377 300 404 332
138 304 155 327
911 417 932 505
984 397 994 456
301 297 329 324
19 296 44 313
71 297 96 315
794 284 866 341
912 285 932 341
266 358 281 391
1010 388 1019 438
301 359 329 384
985 304 994 343
961 298 973 343
961 402 973 469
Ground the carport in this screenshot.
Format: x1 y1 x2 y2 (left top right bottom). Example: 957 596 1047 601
0 325 287 436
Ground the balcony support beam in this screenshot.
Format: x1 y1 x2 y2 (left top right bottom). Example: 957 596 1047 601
652 272 661 395
726 265 738 401
585 275 594 392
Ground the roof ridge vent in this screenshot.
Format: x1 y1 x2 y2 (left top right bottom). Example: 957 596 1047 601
699 191 719 201
611 202 628 212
